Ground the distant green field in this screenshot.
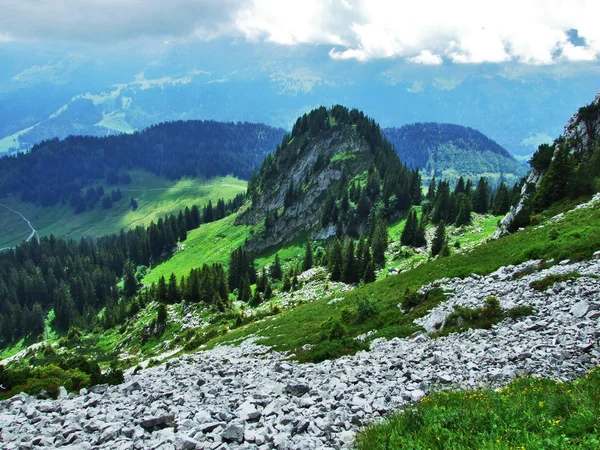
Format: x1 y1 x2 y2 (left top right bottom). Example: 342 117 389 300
0 171 247 248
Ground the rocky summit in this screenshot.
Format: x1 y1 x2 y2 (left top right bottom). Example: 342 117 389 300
1 258 599 449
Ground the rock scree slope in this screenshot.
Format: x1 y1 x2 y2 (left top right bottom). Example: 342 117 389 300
1 258 599 449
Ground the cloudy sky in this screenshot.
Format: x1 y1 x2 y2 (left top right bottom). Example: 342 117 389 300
1 0 599 66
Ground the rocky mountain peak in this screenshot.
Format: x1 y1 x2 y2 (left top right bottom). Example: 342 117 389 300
237 105 421 253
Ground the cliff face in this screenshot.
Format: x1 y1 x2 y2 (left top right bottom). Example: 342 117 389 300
236 125 374 253
497 91 600 236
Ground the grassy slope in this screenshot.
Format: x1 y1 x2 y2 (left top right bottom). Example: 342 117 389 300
0 170 246 248
357 369 600 449
143 213 257 284
206 199 600 355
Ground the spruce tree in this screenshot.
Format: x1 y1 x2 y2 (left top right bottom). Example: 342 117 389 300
473 177 489 214
426 175 436 201
401 209 417 246
371 218 388 266
431 221 447 257
238 274 251 302
455 197 472 227
166 273 179 304
414 216 427 248
157 276 168 303
342 239 357 284
270 253 283 280
492 182 511 216
302 241 313 271
264 282 273 300
250 289 262 307
362 250 376 284
123 260 137 298
329 238 343 281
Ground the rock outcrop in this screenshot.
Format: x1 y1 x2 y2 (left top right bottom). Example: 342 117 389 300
237 126 373 253
2 258 599 449
497 91 600 237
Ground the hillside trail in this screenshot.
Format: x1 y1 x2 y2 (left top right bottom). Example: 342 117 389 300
0 203 38 251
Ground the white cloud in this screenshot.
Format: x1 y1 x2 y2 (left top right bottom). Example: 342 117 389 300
432 78 463 91
407 81 424 93
406 50 443 65
1 0 599 66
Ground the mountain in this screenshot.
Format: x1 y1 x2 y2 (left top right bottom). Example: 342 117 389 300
237 105 421 253
1 42 599 159
383 123 528 185
499 91 600 234
1 100 600 449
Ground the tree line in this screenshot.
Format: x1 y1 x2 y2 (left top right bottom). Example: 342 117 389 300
0 194 244 345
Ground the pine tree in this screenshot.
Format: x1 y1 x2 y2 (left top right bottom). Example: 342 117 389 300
492 182 511 216
401 209 418 246
472 177 489 214
455 196 472 227
342 239 357 284
264 282 273 300
157 276 168 303
371 218 388 266
167 273 179 304
270 253 283 280
362 250 376 284
328 238 343 281
123 260 137 298
238 274 251 302
302 241 313 271
431 221 447 257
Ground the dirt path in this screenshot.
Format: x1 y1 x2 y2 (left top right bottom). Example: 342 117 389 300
0 203 38 251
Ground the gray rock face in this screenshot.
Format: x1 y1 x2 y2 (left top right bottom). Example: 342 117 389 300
236 127 373 253
2 258 599 449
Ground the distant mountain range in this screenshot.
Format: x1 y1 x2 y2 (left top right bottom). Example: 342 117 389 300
384 123 528 186
0 42 598 159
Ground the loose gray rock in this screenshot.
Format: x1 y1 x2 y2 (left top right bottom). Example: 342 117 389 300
570 301 590 318
284 383 310 397
222 423 244 443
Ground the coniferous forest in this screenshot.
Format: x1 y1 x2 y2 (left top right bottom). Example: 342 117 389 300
0 120 285 208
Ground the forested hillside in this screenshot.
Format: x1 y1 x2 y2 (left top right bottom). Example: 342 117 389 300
241 105 422 252
0 121 285 209
383 123 527 185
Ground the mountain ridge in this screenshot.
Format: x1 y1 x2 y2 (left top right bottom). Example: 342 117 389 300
383 122 527 185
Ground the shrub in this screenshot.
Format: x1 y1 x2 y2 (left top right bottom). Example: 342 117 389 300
507 305 535 320
297 338 368 363
339 305 357 324
321 317 346 340
356 297 379 323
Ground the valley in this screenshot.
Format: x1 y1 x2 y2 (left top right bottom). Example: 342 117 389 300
0 171 246 249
